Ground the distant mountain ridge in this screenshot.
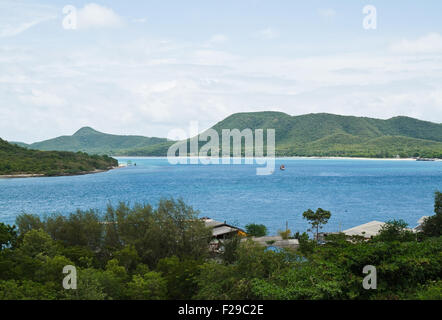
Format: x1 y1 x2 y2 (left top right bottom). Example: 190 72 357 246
203 112 442 158
10 112 442 158
15 127 171 155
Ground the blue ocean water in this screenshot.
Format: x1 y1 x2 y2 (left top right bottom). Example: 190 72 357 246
1 158 441 235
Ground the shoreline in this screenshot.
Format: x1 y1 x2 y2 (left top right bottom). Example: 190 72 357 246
2 155 440 179
0 166 118 179
113 155 441 162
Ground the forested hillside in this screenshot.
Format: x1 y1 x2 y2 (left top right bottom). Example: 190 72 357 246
20 127 170 156
12 113 442 158
202 112 442 158
0 138 117 176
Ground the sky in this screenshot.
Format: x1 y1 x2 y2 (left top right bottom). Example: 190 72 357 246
1 0 442 143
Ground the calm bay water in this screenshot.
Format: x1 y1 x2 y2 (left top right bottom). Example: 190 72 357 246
1 158 441 234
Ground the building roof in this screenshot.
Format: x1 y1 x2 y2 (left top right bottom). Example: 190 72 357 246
202 218 225 228
417 216 430 225
201 217 246 237
342 221 385 238
212 226 238 237
413 216 430 232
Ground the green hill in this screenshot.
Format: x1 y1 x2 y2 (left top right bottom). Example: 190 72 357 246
12 113 442 158
210 112 442 143
0 138 118 176
24 127 171 155
167 112 442 158
9 141 30 148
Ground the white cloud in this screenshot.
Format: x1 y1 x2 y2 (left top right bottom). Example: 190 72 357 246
390 33 442 54
256 27 279 40
318 8 336 18
140 81 178 94
19 89 66 107
2 31 442 142
0 16 55 37
132 18 147 24
76 3 123 29
0 1 56 38
207 34 229 45
192 49 239 65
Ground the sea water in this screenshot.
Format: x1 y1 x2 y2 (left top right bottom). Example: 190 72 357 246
1 158 441 234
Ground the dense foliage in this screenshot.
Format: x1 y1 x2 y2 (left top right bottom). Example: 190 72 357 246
0 195 440 300
0 199 212 299
0 138 117 176
245 224 268 237
422 191 442 238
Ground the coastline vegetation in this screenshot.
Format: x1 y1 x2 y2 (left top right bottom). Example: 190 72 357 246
0 194 440 300
0 138 117 176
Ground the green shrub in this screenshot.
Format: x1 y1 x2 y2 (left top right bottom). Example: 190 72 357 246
245 224 268 237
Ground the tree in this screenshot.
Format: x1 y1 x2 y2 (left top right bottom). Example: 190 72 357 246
113 245 141 272
0 280 57 300
297 232 316 256
422 214 442 238
302 208 331 241
0 223 17 250
375 219 415 242
63 268 107 300
421 191 442 237
36 255 74 284
60 245 97 268
157 256 203 299
435 191 442 215
195 240 289 300
245 224 268 237
135 198 212 267
194 261 238 300
15 214 44 235
44 210 103 251
19 229 58 258
415 280 442 300
94 259 129 300
126 271 167 300
220 235 241 264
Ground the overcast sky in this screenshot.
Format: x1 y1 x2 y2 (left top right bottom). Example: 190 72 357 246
1 0 442 143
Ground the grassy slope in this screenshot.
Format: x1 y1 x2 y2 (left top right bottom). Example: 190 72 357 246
28 127 170 155
0 138 118 176
204 112 442 158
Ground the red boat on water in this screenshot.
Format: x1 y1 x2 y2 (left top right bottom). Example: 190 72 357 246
280 164 286 171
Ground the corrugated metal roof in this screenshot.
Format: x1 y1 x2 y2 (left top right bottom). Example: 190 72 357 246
413 216 430 232
342 221 385 238
212 226 237 237
203 219 225 228
417 216 429 225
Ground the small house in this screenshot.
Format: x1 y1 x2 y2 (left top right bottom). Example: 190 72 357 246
201 217 246 239
342 221 386 238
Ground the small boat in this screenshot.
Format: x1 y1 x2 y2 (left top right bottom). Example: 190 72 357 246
280 164 286 171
